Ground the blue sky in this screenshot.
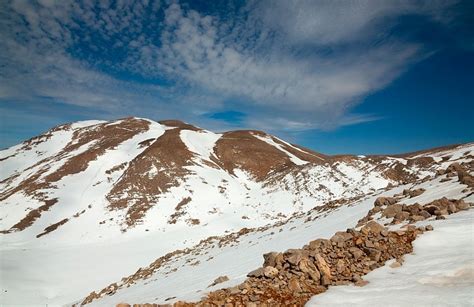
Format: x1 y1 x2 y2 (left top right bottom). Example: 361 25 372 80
0 0 472 154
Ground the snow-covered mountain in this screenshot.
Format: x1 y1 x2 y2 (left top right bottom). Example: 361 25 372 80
0 117 472 306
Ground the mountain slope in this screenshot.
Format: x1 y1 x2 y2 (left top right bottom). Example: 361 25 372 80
0 117 472 306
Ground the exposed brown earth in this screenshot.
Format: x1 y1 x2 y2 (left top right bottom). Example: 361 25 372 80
107 127 196 227
212 131 297 180
168 197 193 224
36 218 69 238
6 198 58 232
270 136 326 163
159 120 201 131
1 118 149 232
122 195 461 307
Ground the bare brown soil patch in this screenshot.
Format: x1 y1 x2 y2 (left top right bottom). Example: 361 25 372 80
107 128 196 227
36 218 69 238
212 131 296 180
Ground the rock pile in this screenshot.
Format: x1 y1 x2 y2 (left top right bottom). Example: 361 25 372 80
358 196 471 227
437 162 474 188
167 221 420 306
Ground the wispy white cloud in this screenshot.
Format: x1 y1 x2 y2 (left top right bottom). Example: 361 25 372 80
0 0 460 133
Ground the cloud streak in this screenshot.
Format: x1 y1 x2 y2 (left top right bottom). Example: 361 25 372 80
0 0 460 134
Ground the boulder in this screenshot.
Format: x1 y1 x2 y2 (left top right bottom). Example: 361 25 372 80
419 210 431 219
263 266 279 278
314 254 331 278
308 238 330 250
424 205 440 215
394 211 410 221
330 231 353 243
361 221 385 235
247 268 264 278
349 247 364 260
455 200 470 211
382 204 403 218
403 188 425 198
374 197 397 207
288 277 302 292
285 249 304 266
299 258 320 281
263 252 284 268
364 247 382 262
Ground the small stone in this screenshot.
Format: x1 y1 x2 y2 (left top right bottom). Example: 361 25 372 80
374 197 397 207
382 204 403 218
247 268 264 278
456 200 470 211
263 266 279 278
285 249 303 266
361 221 385 235
330 231 353 243
321 274 331 286
288 277 302 292
355 280 369 287
425 225 434 231
410 215 425 222
390 261 401 268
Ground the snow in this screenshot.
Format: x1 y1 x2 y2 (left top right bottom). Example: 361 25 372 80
252 133 308 165
0 118 472 306
179 130 221 162
307 208 474 307
88 175 472 306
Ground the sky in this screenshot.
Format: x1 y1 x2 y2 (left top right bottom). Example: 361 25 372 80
0 0 473 154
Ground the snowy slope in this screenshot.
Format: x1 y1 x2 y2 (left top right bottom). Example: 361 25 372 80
85 167 474 306
0 117 472 306
308 209 474 306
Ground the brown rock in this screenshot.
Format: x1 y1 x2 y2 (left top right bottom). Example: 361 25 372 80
419 210 431 219
374 197 397 207
208 275 229 287
382 204 403 218
263 266 279 278
411 215 425 223
455 200 470 211
285 249 304 266
308 238 330 250
349 247 364 259
330 231 353 243
424 205 440 215
403 188 426 198
247 268 264 278
394 211 410 221
288 277 302 292
299 258 320 281
361 221 385 235
364 247 382 262
355 280 369 287
321 274 331 286
425 225 434 231
314 254 332 278
116 304 131 307
263 252 283 268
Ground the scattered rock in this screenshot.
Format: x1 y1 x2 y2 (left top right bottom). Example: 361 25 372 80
403 188 426 198
374 197 397 207
263 266 279 278
382 204 403 218
208 275 229 288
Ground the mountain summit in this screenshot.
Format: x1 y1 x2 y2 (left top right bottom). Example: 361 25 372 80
1 117 473 306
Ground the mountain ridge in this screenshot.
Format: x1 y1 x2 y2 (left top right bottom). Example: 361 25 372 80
1 117 473 306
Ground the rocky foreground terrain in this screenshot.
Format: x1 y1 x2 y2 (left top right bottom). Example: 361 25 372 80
0 117 473 306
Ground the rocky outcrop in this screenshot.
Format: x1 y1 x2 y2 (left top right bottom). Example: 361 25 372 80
167 221 420 306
